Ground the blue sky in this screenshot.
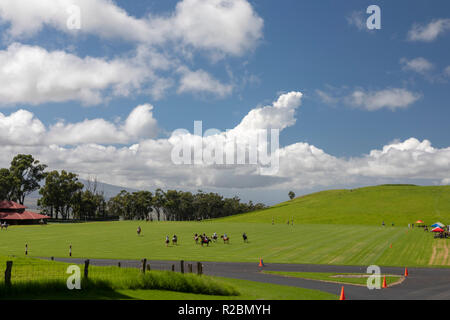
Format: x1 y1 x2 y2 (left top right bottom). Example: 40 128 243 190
0 0 449 204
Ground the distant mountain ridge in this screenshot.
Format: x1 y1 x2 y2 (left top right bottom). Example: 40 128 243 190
24 179 139 210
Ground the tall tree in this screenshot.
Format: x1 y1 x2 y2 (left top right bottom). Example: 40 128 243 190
0 169 15 201
288 191 296 200
153 188 166 221
38 170 83 219
9 154 47 204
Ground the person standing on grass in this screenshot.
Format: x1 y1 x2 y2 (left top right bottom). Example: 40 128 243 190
137 226 142 236
165 235 170 247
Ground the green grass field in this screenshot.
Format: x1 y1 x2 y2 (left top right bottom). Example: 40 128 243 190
0 220 448 267
219 185 450 225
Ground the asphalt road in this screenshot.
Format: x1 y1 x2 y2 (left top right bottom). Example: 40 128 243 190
41 257 450 300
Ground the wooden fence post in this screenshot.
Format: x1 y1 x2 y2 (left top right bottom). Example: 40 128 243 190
5 261 12 287
118 262 121 268
197 262 203 275
188 264 193 273
180 260 184 274
84 259 90 280
141 259 147 274
172 264 175 272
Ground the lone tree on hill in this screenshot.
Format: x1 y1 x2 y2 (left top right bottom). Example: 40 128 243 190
288 191 296 200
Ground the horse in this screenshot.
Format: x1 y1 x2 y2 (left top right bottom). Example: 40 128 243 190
172 235 178 246
200 235 211 247
220 235 230 244
212 233 218 242
242 233 248 243
165 236 170 247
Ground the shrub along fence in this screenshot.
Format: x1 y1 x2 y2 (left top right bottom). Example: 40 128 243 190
1 258 204 286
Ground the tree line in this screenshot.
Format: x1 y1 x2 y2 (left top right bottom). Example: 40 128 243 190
0 154 266 221
107 189 266 221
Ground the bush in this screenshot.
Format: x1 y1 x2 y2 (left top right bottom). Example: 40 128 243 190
121 271 239 296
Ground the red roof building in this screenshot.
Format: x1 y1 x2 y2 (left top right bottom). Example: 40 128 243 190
0 201 49 225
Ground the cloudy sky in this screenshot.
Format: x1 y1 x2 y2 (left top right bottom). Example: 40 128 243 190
0 0 449 204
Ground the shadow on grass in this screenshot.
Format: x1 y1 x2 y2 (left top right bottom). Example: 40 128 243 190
0 279 133 300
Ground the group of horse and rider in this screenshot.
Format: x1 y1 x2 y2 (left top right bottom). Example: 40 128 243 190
0 222 8 230
136 226 249 247
194 232 248 246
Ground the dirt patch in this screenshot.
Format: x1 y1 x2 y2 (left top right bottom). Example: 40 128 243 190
429 240 450 266
443 241 449 265
429 244 437 265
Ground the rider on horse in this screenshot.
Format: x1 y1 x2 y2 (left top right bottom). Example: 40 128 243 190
165 235 170 246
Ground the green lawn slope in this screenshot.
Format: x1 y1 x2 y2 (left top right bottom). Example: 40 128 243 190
219 185 450 226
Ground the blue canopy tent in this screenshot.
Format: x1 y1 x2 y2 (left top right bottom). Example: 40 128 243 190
431 222 445 228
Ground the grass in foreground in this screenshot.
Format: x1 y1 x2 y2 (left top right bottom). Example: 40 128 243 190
0 256 336 300
263 271 402 287
0 256 237 297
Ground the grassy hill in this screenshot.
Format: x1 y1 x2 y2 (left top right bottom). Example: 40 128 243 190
219 185 450 226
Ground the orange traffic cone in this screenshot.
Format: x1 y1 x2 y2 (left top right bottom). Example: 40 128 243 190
382 275 387 288
339 286 345 300
258 258 264 267
404 267 408 277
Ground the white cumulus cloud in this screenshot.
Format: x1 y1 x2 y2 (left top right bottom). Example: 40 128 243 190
0 91 448 196
0 104 158 146
317 87 421 111
347 88 422 111
0 0 263 57
408 18 450 42
177 68 233 97
0 43 159 106
400 57 434 74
